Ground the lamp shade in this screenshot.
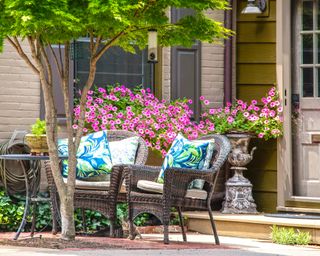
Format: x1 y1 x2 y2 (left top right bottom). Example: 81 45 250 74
148 29 158 63
241 6 262 14
242 0 263 14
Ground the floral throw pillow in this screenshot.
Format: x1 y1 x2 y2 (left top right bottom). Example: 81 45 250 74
109 136 139 165
58 130 113 179
157 133 215 185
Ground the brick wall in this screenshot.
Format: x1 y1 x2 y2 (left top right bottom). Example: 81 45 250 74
202 10 225 109
162 47 171 101
0 40 41 143
161 10 225 107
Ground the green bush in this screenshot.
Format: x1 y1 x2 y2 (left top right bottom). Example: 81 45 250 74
271 225 311 245
0 190 25 231
0 189 109 232
0 190 159 232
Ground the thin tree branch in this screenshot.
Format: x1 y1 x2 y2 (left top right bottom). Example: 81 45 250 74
37 37 53 86
126 23 179 35
61 42 70 81
74 57 97 150
89 31 94 53
93 0 158 61
93 31 125 61
27 36 67 197
6 37 39 74
48 44 63 79
61 41 77 193
92 35 102 54
59 43 64 73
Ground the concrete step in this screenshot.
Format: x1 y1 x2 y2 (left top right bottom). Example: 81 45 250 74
183 211 320 244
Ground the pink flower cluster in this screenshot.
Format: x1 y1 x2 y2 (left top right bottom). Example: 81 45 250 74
73 85 283 156
74 85 204 157
200 87 283 140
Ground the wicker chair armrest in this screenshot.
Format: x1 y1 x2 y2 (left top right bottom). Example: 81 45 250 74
108 164 126 195
124 164 161 192
163 167 216 200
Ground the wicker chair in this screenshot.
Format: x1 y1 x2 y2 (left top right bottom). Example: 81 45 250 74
44 130 148 236
124 134 231 244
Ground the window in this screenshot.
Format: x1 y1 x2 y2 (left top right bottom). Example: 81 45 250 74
295 0 320 97
73 40 152 91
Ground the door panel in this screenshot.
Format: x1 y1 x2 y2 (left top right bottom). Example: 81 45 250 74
292 0 320 199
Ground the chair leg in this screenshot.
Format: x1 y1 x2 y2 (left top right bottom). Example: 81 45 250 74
128 205 135 240
208 207 220 245
177 207 187 242
81 208 87 233
50 191 60 234
163 207 170 244
30 202 37 237
163 222 169 244
109 217 115 238
52 213 58 235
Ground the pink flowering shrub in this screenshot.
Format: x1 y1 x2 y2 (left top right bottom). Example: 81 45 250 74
74 85 203 157
200 87 283 140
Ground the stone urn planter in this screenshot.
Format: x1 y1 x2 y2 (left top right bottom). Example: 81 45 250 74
221 133 258 214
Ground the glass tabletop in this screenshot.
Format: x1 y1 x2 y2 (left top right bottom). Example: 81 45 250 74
0 154 68 161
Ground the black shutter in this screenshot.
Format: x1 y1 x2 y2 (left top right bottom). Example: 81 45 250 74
171 8 201 121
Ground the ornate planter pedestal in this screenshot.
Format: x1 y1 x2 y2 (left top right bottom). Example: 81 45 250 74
222 133 258 214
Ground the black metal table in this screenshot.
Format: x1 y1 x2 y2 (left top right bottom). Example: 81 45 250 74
0 154 67 240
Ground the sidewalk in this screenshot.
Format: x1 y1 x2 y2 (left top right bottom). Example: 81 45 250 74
0 233 319 256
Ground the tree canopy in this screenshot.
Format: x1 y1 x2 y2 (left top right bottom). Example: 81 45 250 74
0 0 231 54
0 0 232 240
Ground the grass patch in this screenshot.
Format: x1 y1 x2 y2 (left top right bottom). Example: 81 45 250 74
271 225 311 245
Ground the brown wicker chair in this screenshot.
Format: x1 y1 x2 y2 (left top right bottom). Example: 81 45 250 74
124 134 231 244
45 130 148 236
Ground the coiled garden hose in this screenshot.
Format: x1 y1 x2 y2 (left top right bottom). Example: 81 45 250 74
0 140 41 195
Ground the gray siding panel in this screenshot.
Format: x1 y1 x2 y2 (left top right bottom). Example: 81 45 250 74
0 40 40 143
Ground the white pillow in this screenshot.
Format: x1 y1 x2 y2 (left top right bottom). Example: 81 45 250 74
109 136 139 165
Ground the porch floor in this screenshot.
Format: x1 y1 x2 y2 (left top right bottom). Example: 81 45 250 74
183 211 320 245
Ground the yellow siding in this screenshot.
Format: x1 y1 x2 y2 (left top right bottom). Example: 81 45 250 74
236 0 277 212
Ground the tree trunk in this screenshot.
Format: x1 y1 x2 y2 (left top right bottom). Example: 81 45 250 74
60 194 75 240
9 36 121 241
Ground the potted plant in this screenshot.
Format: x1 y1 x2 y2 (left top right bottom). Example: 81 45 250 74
199 87 284 213
199 87 283 139
24 119 48 155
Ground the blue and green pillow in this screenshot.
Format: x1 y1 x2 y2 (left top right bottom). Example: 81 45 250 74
58 130 113 180
157 133 215 189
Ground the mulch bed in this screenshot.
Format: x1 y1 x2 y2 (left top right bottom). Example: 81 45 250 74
0 237 120 250
0 232 232 250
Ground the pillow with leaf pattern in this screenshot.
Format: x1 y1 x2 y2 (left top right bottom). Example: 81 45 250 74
58 130 113 180
157 133 214 185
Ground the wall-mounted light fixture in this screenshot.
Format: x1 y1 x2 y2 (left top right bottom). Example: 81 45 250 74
148 29 158 63
147 29 158 94
241 0 267 14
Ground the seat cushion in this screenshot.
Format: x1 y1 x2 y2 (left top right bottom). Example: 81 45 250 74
58 130 113 180
64 178 110 191
157 133 215 186
137 180 208 200
63 178 126 192
109 136 139 165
